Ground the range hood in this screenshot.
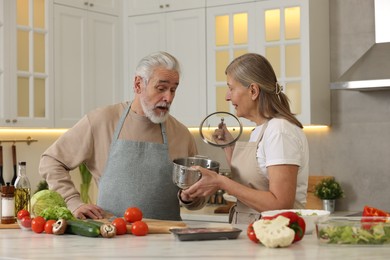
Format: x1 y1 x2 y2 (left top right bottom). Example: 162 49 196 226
331 0 390 90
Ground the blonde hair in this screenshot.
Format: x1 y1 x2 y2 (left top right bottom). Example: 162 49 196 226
225 53 303 128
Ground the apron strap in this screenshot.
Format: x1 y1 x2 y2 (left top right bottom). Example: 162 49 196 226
112 103 132 141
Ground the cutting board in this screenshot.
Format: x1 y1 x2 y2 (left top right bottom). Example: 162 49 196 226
0 218 187 234
0 222 19 229
93 218 187 234
126 219 186 234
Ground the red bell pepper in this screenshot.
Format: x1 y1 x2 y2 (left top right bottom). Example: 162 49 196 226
361 205 390 229
262 211 306 243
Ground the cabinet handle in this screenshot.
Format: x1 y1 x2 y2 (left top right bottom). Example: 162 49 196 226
5 119 10 123
12 119 17 123
84 2 88 5
165 4 170 8
159 5 164 8
89 3 94 7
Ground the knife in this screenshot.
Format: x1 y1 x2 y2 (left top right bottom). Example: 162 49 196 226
11 144 17 185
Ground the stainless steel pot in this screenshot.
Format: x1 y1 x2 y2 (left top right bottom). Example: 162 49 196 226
172 157 220 189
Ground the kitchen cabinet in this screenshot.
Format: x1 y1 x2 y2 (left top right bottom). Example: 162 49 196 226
0 0 54 127
127 1 206 127
54 2 122 128
206 0 255 8
53 0 120 15
207 0 330 126
128 0 205 16
0 0 4 125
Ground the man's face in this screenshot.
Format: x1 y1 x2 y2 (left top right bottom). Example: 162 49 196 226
139 67 179 123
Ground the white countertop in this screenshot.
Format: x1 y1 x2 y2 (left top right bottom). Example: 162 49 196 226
1 220 390 259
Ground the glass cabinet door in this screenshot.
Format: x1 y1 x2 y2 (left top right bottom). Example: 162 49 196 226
207 3 256 126
16 0 50 122
262 4 302 116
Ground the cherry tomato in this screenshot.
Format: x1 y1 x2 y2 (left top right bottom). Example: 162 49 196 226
44 220 57 234
31 216 46 234
131 221 148 236
112 218 127 235
247 223 259 243
20 216 32 229
17 209 30 220
124 207 143 223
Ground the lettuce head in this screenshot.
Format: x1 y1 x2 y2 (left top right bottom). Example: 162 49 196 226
31 190 67 217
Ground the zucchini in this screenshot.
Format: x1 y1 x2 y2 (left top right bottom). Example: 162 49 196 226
85 219 105 228
65 219 101 237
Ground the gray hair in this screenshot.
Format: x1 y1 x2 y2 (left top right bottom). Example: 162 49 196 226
135 51 181 85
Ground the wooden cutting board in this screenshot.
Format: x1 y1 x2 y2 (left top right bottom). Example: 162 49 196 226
0 218 187 234
0 223 19 229
127 219 186 234
93 218 187 234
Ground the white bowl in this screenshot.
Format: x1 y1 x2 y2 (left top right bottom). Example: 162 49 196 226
261 209 330 235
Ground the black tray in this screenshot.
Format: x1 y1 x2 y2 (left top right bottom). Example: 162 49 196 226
170 227 242 241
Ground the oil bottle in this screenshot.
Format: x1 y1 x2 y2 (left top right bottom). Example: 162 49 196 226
14 161 31 215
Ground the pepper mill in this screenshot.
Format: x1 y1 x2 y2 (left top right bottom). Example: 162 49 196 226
1 183 16 224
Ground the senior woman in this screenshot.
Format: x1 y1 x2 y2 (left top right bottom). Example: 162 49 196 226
181 53 309 224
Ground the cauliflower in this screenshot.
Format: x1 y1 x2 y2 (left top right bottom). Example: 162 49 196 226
253 215 295 248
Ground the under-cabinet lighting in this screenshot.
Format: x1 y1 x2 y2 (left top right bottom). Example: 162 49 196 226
0 129 69 134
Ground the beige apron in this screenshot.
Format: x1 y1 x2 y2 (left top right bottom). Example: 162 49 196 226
229 121 303 224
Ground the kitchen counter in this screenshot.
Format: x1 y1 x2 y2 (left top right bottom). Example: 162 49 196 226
1 221 390 259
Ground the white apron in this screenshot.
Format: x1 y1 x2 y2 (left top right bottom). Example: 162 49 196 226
229 121 304 224
97 104 181 220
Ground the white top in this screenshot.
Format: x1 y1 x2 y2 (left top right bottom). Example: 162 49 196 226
249 118 309 206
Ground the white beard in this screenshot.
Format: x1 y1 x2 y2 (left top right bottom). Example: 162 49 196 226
140 96 170 124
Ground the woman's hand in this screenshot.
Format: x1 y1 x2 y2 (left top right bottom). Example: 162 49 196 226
181 166 221 201
212 122 234 146
73 204 105 220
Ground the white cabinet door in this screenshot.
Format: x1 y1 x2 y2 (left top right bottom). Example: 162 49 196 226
54 5 88 127
166 9 206 127
128 0 205 16
54 0 120 15
0 0 6 125
87 11 121 111
54 4 121 128
128 8 206 127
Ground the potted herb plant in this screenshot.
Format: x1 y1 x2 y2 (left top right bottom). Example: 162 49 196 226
314 177 344 213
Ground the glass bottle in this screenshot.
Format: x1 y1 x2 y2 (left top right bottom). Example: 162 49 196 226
14 161 31 215
1 183 16 224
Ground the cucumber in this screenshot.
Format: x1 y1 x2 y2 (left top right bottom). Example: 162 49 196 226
65 219 101 237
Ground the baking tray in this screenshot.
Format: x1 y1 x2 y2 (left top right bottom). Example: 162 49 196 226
170 227 242 241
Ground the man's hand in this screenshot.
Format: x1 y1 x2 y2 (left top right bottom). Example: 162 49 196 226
74 204 105 219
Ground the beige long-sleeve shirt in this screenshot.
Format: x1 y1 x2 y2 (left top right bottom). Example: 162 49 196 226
39 102 199 213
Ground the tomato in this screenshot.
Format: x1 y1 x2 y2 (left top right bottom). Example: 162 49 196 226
44 220 57 234
112 218 127 235
17 209 30 220
247 223 259 243
31 216 46 234
124 207 143 223
131 221 148 236
20 216 32 229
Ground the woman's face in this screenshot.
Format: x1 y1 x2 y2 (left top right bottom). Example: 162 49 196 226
225 74 254 119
